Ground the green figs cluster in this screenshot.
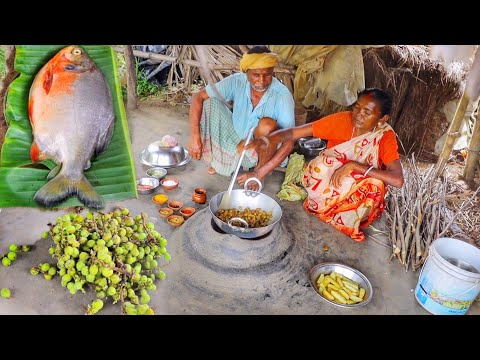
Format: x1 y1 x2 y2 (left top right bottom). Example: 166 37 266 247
39 208 170 315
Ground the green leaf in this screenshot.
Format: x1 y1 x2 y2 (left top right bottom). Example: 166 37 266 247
0 45 137 208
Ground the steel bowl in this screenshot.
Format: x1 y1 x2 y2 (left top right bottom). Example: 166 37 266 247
140 141 190 168
308 262 373 308
136 177 160 195
297 137 326 157
146 167 167 180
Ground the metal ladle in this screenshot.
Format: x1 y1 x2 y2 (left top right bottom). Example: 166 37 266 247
218 127 255 210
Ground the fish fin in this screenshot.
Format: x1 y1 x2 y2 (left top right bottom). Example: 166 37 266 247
43 65 53 94
28 98 34 120
84 160 91 171
95 119 115 156
30 142 40 162
75 176 104 210
30 142 47 162
34 174 75 208
46 164 62 181
34 174 104 210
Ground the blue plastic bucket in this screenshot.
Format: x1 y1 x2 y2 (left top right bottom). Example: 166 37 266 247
415 237 480 315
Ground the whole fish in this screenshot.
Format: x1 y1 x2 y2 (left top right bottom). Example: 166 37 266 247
28 45 115 209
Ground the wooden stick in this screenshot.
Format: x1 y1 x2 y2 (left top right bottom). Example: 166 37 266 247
401 186 413 265
414 196 423 259
369 235 392 249
124 46 137 110
435 88 470 177
0 45 18 123
438 185 480 237
390 207 398 254
393 195 405 263
463 107 480 183
111 46 296 74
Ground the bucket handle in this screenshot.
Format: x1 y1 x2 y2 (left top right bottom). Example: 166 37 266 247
418 254 480 298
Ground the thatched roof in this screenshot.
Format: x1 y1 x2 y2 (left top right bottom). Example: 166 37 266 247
363 45 465 159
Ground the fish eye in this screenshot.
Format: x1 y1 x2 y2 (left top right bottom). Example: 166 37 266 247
72 48 82 56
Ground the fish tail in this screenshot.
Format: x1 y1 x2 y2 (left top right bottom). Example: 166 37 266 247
76 176 104 210
34 174 104 210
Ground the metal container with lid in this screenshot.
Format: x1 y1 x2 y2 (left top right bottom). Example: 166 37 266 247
297 137 326 158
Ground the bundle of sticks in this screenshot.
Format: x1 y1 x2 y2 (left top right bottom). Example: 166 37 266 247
385 155 480 271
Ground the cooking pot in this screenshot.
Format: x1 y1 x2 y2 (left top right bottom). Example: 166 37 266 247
209 178 283 239
297 137 326 158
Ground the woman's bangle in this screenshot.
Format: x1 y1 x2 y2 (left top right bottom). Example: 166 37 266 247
259 136 270 147
364 165 374 177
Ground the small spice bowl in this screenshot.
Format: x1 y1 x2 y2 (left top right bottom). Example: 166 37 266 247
167 214 185 227
158 207 174 218
167 201 183 211
179 207 196 218
152 193 169 205
160 177 179 190
137 177 160 195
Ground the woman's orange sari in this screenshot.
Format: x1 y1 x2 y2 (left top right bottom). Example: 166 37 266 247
302 122 393 242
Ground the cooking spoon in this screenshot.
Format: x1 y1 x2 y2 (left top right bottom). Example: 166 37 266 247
218 127 255 210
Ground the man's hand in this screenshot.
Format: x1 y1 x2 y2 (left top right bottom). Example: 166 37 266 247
237 172 262 191
329 162 355 188
236 139 246 155
189 134 203 160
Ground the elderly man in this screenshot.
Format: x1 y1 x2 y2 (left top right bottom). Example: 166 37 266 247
188 45 295 190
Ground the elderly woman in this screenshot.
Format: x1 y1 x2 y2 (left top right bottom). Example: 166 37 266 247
244 88 404 242
188 45 295 189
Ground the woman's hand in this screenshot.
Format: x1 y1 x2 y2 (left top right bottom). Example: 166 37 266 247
329 162 355 188
189 134 203 160
237 171 262 191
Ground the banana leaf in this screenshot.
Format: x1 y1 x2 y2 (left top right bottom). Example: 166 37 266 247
0 45 137 208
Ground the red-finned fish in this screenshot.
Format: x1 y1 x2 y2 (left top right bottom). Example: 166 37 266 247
28 45 115 209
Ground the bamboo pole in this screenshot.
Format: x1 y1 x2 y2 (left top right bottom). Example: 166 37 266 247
111 46 296 74
462 49 480 183
238 45 250 54
463 108 480 182
124 46 137 110
435 88 470 177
